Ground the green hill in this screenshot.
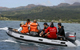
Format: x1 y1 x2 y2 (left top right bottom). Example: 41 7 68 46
1 2 80 23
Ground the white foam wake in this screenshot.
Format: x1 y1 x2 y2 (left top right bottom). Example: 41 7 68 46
0 27 8 31
75 40 80 46
0 39 17 43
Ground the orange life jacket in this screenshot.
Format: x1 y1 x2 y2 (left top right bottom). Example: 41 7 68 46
21 25 29 33
25 22 32 26
30 23 39 32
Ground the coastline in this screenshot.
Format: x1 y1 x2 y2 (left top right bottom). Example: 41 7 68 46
0 19 80 24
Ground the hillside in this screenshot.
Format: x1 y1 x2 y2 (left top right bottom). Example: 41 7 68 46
0 2 80 23
0 4 44 11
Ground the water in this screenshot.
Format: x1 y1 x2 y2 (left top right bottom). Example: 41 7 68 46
0 20 80 50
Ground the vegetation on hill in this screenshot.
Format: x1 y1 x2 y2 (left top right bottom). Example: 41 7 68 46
0 15 9 20
0 2 80 23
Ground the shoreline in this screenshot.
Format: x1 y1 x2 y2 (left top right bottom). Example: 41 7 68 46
0 19 80 24
0 16 80 24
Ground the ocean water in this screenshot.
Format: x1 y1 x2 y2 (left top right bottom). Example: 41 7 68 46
0 20 80 50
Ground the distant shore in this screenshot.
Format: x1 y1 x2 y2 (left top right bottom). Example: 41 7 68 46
0 19 80 24
0 16 79 23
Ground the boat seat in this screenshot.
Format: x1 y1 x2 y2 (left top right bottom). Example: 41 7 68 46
57 36 67 41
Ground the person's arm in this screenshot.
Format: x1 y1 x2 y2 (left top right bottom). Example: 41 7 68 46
55 27 57 34
45 27 50 36
21 25 27 27
28 22 32 26
45 27 49 33
17 27 22 32
59 28 64 34
37 24 41 30
57 28 60 35
28 26 30 31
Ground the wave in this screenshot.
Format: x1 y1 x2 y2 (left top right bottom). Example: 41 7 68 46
0 38 17 43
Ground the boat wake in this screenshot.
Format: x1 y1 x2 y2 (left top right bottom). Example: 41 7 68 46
75 40 80 46
0 27 8 31
0 38 17 43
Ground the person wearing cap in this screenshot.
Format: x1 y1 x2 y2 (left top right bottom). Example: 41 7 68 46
57 23 65 37
25 19 32 27
39 22 49 36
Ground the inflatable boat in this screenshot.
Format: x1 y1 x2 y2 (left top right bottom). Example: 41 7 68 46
0 27 80 47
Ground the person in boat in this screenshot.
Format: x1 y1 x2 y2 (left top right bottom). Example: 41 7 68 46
39 22 49 36
29 20 40 36
21 24 29 34
25 19 32 27
12 22 24 32
57 23 65 40
57 23 65 36
13 22 29 34
44 22 57 39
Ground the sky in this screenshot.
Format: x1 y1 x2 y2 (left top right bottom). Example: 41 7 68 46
0 0 80 8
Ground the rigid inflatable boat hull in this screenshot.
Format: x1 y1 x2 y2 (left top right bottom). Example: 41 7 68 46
6 29 78 47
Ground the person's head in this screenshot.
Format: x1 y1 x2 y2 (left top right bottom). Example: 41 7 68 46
33 20 37 23
58 23 62 28
43 22 48 27
20 22 24 26
20 24 22 27
27 19 30 23
50 22 54 27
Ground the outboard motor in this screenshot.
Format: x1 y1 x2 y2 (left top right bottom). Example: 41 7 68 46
65 32 76 42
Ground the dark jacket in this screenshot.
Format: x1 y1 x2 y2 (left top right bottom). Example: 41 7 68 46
58 26 65 37
42 26 48 31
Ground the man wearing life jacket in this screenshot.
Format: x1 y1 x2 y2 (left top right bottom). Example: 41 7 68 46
13 22 29 34
30 20 40 36
39 22 49 36
25 19 32 27
45 22 57 39
21 24 29 33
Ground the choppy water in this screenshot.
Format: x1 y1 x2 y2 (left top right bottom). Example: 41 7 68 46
0 20 80 50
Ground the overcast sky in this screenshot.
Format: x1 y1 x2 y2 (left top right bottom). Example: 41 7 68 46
0 0 80 8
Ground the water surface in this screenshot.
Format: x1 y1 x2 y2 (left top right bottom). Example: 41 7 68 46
0 20 80 50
